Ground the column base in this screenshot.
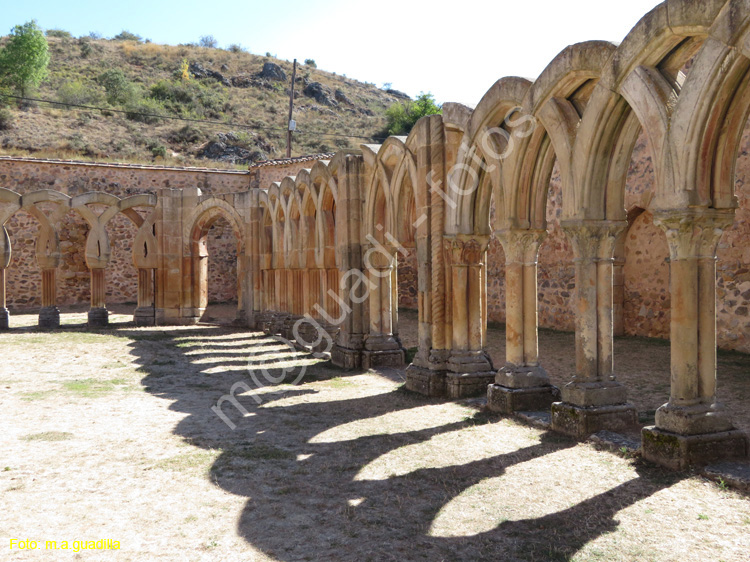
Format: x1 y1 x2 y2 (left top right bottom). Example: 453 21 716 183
487 384 560 414
38 306 60 329
270 313 289 336
292 319 340 356
331 344 362 370
654 403 736 436
551 402 637 439
281 315 302 342
0 307 8 330
362 348 405 370
87 307 109 328
642 426 749 470
444 372 495 398
134 306 155 326
405 364 447 397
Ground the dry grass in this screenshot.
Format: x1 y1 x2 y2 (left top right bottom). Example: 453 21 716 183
1 308 749 561
0 36 398 165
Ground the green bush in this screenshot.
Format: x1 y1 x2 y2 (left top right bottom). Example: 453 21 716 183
0 20 50 97
147 139 167 158
57 80 101 106
97 69 138 105
124 97 165 123
382 92 441 136
227 44 245 53
168 124 203 145
149 79 226 118
304 59 316 68
45 29 72 39
113 30 142 42
0 107 14 130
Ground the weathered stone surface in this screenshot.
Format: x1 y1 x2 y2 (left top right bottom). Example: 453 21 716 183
303 82 337 107
551 403 638 439
257 62 286 82
487 384 560 414
405 365 446 397
642 427 750 471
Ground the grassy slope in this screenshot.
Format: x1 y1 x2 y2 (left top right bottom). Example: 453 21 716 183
0 36 401 168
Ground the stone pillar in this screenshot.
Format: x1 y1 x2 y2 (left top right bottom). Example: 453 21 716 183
361 243 406 369
38 268 60 329
0 267 8 330
134 268 156 326
443 234 495 398
331 154 368 370
88 267 108 327
551 220 636 438
642 209 749 469
0 227 11 330
488 229 559 413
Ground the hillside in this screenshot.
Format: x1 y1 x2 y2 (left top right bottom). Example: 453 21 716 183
0 34 406 168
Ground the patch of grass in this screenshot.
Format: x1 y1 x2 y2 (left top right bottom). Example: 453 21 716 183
20 390 55 401
325 377 354 389
698 513 709 520
62 378 131 397
21 431 74 442
153 450 221 473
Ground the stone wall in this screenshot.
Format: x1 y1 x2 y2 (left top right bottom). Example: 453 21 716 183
0 158 250 310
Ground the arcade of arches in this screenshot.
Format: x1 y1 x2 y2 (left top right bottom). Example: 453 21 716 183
3 1 750 470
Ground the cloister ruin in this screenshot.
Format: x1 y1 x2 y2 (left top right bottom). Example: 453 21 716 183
3 0 750 471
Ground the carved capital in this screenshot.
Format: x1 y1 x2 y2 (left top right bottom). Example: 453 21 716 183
561 220 626 262
495 229 547 265
653 209 734 261
443 234 490 267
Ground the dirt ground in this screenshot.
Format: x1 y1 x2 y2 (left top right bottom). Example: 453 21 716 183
2 307 750 561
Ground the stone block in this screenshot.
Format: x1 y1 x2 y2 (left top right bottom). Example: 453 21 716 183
88 307 109 327
331 344 362 370
0 307 8 330
551 402 637 439
446 372 496 399
405 364 446 397
487 384 560 414
561 380 628 407
38 306 60 329
134 306 156 326
362 348 405 370
642 426 749 470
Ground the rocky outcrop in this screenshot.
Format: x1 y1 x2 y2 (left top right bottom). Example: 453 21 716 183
303 82 337 107
189 62 231 87
197 133 273 165
258 62 287 81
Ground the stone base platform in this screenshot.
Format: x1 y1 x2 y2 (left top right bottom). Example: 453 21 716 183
0 307 9 329
642 426 749 470
405 365 446 397
446 372 496 399
87 307 109 327
362 348 405 370
487 384 560 414
331 345 362 370
39 306 61 329
551 402 637 439
134 306 155 326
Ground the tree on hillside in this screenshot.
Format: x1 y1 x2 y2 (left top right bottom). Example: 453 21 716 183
0 20 50 98
382 92 441 137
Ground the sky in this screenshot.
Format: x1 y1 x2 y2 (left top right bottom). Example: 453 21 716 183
1 0 664 106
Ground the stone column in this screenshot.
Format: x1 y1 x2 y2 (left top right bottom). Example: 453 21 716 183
0 267 8 330
551 220 636 438
88 267 108 327
488 229 559 413
0 227 11 330
444 234 495 398
642 209 749 469
134 268 156 326
38 268 60 328
361 243 406 369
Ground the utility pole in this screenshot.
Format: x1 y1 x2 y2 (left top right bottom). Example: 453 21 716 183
286 58 297 158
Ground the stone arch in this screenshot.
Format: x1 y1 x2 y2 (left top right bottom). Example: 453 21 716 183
185 199 245 322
